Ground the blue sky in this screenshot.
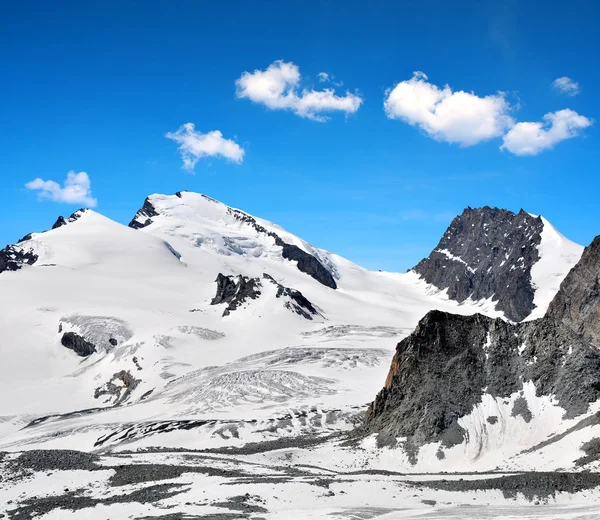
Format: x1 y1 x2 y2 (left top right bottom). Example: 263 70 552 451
1 0 598 271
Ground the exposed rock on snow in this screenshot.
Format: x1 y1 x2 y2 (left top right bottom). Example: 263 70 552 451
263 273 322 319
60 315 134 353
211 272 321 319
61 331 97 357
94 370 141 405
412 207 581 322
211 273 262 316
0 243 38 274
128 197 160 229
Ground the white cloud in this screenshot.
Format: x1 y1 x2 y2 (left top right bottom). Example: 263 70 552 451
25 171 97 207
235 60 362 122
384 71 514 146
553 77 580 96
165 123 245 171
500 109 593 156
317 72 329 83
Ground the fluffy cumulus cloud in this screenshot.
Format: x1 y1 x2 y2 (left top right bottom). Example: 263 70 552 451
553 77 580 96
25 171 97 207
235 60 362 122
501 109 593 156
165 123 245 171
384 71 514 146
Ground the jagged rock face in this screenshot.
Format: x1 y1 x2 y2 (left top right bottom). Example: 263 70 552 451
211 273 320 319
61 332 97 357
364 309 600 452
0 244 38 274
211 274 262 316
365 234 600 453
412 207 544 322
547 235 600 346
128 197 159 229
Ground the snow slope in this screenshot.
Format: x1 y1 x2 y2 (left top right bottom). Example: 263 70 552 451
0 193 591 478
526 216 584 320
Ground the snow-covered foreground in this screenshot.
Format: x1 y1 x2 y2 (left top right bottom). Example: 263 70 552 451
2 449 600 519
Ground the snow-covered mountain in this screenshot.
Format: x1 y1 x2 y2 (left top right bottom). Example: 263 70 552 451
0 193 588 465
3 192 600 518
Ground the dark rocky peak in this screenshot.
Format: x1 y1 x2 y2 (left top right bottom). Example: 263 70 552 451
128 197 159 229
51 209 87 230
52 216 67 229
412 206 544 322
210 272 321 319
547 235 600 346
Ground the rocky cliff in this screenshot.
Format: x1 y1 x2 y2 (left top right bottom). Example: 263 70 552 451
412 207 545 321
365 234 600 460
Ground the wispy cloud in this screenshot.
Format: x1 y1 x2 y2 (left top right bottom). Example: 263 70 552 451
166 123 245 172
501 109 593 156
25 171 97 207
384 71 514 146
553 77 580 96
235 60 362 122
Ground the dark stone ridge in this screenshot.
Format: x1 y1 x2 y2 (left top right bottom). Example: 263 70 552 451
226 207 337 289
61 332 97 357
412 207 545 322
128 197 159 229
0 244 39 275
211 274 262 317
364 235 600 456
263 273 321 320
211 273 321 319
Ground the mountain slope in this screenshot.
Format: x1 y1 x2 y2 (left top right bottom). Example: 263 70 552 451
412 207 583 321
0 193 584 469
364 234 600 471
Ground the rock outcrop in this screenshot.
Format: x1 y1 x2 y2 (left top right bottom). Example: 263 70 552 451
211 274 262 317
412 207 545 322
61 332 97 357
365 234 600 456
128 197 159 229
0 244 39 274
211 273 321 319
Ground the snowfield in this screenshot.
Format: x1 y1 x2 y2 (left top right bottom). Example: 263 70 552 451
0 192 595 518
